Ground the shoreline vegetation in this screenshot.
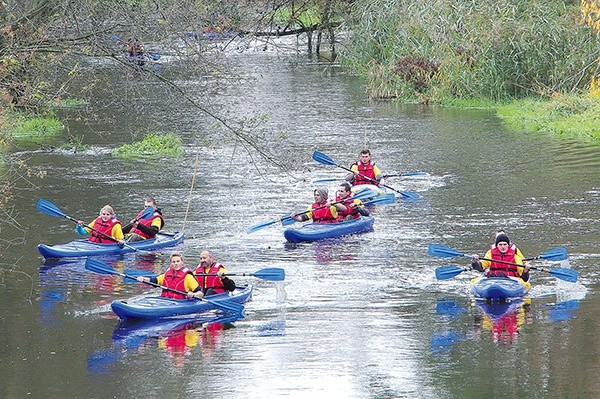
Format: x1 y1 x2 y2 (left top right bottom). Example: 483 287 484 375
342 0 600 141
1 1 599 146
496 95 600 140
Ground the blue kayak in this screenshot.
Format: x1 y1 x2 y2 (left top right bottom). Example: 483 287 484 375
111 285 253 320
283 216 375 243
470 277 530 301
37 231 184 259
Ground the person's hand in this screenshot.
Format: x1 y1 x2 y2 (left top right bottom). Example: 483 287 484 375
523 261 531 271
471 255 479 262
136 276 148 283
188 291 203 299
77 220 84 226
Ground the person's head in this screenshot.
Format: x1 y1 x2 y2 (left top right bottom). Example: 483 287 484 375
99 205 115 222
358 149 372 165
314 186 329 203
495 233 510 253
169 252 184 270
337 182 352 199
144 197 157 209
199 250 214 268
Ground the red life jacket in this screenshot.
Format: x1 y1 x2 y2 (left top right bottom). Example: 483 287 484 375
311 202 337 223
489 246 520 278
130 213 164 239
161 267 193 299
195 262 226 295
89 217 120 243
335 195 360 220
351 161 378 186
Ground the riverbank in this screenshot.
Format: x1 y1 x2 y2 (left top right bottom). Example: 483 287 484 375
497 94 600 141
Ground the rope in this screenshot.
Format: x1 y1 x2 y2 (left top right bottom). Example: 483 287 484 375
182 153 199 233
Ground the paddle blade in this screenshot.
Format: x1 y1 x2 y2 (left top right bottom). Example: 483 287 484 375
147 52 161 61
76 224 88 236
138 206 154 220
364 193 396 206
251 268 285 281
246 219 278 234
312 150 337 166
353 189 378 200
36 199 66 218
435 265 469 280
539 247 569 261
548 267 578 283
203 298 245 315
428 244 466 258
397 190 421 201
281 215 296 226
85 258 122 277
123 269 157 283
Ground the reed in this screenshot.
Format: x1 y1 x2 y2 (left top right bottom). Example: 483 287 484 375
343 0 600 102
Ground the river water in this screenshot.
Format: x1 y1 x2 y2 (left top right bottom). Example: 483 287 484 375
1 40 599 399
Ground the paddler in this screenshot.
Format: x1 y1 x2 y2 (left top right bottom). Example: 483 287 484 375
471 233 530 281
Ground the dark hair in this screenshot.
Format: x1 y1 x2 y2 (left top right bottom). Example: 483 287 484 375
360 149 371 156
339 182 352 192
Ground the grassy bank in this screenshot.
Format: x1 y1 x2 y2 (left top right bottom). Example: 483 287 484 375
497 95 600 140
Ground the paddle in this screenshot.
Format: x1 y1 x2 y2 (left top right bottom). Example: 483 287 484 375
125 267 286 282
84 258 245 315
196 267 285 282
428 244 578 282
311 150 421 200
279 192 396 227
36 198 149 254
435 265 471 280
245 189 378 234
312 172 429 184
122 206 154 231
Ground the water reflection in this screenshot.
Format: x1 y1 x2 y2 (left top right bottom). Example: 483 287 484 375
475 299 531 344
432 296 581 354
88 312 243 373
38 255 166 324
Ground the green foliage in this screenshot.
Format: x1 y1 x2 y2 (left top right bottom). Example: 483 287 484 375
112 133 184 158
497 95 600 140
343 0 600 103
59 135 87 152
10 115 64 140
273 4 321 28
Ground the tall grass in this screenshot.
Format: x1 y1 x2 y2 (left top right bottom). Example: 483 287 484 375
343 0 600 102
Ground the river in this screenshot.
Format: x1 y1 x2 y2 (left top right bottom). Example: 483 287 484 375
1 40 599 399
